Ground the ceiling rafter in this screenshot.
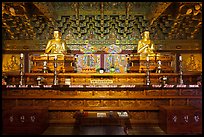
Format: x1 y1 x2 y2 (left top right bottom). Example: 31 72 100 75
2 2 202 41
2 2 34 39
33 2 57 23
147 2 172 26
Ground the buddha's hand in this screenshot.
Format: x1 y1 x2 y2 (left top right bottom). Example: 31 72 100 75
62 51 67 55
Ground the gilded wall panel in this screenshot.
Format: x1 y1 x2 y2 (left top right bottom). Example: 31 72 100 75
77 91 92 96
50 100 68 107
145 90 162 96
181 53 202 72
117 78 130 83
109 91 115 96
137 100 153 107
21 90 43 96
103 100 119 107
58 90 77 96
68 100 84 107
126 78 142 84
163 90 178 96
152 100 169 107
128 91 145 96
21 89 54 96
39 90 59 96
180 89 197 96
171 99 187 106
86 100 101 107
127 78 145 84
17 90 58 96
94 91 109 96
73 78 86 83
112 91 127 96
120 100 136 107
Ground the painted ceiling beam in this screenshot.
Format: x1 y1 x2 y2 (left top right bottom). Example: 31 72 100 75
147 2 172 26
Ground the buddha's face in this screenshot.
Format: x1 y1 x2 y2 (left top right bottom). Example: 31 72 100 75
143 31 150 39
190 55 195 61
54 31 61 39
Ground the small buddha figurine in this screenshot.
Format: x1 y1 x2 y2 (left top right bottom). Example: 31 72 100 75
109 29 117 40
45 30 67 55
137 31 155 55
65 30 74 40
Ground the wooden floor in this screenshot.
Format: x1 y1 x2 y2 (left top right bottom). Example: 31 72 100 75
3 124 201 135
41 125 167 135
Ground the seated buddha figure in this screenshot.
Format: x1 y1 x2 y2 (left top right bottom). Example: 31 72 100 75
109 29 117 40
45 30 67 55
137 31 155 55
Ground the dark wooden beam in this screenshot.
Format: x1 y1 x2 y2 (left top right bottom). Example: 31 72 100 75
146 2 172 26
33 2 57 23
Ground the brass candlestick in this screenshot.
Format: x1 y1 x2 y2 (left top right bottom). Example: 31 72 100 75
37 76 42 85
179 55 184 85
43 61 47 73
157 60 161 73
53 55 58 85
19 53 24 85
146 55 150 86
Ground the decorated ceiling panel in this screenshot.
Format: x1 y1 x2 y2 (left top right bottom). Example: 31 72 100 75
2 2 202 51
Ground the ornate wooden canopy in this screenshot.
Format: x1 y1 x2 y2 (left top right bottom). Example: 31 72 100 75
2 2 202 49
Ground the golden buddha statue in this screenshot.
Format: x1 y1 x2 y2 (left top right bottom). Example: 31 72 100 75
45 30 67 55
137 31 155 55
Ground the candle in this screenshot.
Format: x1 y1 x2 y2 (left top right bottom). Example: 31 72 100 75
54 55 57 60
43 61 47 66
179 55 182 61
146 56 149 61
20 53 24 58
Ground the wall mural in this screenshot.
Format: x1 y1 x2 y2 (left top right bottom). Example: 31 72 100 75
104 54 128 73
75 54 101 72
182 53 202 72
2 54 22 72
